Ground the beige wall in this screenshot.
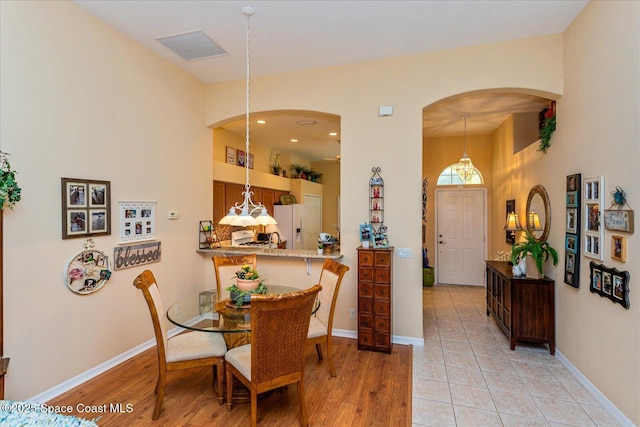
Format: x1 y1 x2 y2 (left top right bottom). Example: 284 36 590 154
206 34 564 346
1 1 211 399
2 1 638 423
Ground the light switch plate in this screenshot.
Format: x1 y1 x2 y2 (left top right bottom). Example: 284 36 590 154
397 248 412 258
168 211 179 220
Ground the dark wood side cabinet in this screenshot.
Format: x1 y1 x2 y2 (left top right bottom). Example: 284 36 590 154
486 261 555 355
357 247 393 354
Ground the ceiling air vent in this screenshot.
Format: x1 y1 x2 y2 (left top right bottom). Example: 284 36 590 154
156 31 227 61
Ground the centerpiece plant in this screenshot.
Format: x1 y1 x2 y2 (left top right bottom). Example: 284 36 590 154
510 232 558 277
226 264 269 307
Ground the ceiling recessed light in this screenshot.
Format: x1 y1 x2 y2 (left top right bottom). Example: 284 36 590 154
329 132 337 136
290 139 298 143
256 120 266 124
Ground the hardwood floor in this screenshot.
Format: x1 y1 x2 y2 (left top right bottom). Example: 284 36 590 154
47 337 411 426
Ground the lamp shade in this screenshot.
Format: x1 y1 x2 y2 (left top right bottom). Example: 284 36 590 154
503 212 523 231
528 212 543 231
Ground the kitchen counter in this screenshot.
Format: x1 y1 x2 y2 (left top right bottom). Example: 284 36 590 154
196 246 343 260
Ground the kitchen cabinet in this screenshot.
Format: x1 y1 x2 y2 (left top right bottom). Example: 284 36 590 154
357 247 393 354
213 181 289 224
213 181 226 223
486 261 555 355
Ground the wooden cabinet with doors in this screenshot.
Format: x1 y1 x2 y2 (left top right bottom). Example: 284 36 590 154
213 181 288 224
486 261 555 355
357 247 393 354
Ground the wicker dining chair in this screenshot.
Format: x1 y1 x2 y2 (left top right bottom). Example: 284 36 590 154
133 270 227 419
225 284 322 427
212 254 257 301
307 259 350 376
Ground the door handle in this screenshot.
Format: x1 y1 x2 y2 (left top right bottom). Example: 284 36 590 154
439 240 445 244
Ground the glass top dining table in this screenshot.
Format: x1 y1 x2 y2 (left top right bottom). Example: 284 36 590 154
166 285 317 335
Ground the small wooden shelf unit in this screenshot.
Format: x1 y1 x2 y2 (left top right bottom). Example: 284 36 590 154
357 247 393 354
485 261 555 355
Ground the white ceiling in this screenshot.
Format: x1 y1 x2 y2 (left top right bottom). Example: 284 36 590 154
72 0 587 161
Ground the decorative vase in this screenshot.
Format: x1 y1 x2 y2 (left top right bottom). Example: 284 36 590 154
236 278 260 291
525 255 543 279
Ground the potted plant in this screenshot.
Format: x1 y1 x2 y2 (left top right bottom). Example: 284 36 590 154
510 232 558 279
290 163 306 179
0 151 21 210
226 265 268 307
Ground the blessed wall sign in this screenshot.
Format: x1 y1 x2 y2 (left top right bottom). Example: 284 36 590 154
113 241 161 271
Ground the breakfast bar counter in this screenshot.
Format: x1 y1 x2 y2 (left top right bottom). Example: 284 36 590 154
196 247 343 260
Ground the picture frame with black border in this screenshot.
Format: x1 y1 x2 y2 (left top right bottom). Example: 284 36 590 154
564 173 581 288
61 178 111 239
589 261 630 309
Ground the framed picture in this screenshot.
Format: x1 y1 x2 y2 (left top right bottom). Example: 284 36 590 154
603 209 634 233
359 224 373 242
505 199 516 244
373 231 389 248
583 176 604 260
565 234 577 253
611 235 626 262
237 149 246 167
118 201 156 243
226 146 236 165
61 178 111 239
589 261 630 309
566 191 578 208
248 153 255 169
566 208 577 234
564 173 581 288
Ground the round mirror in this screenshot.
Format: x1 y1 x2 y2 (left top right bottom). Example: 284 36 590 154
526 185 551 243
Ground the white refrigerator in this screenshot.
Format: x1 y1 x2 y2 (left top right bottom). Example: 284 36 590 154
268 204 306 250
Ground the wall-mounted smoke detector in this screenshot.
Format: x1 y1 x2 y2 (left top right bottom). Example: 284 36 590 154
156 31 227 61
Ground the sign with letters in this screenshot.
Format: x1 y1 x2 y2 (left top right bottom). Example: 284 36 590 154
113 241 161 271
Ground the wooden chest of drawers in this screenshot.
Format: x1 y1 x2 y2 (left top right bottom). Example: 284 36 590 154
357 247 393 353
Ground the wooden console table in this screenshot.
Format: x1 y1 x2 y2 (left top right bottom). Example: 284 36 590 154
486 261 555 355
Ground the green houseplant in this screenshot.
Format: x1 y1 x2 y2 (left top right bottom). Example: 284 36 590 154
0 152 21 210
510 232 558 277
226 265 268 307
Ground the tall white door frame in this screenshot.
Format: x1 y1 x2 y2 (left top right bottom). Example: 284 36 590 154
434 188 487 286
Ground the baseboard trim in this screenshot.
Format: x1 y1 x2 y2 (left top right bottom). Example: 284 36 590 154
332 329 425 347
28 327 185 404
556 349 634 427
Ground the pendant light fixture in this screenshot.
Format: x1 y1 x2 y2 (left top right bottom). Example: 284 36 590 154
219 6 276 227
455 115 474 182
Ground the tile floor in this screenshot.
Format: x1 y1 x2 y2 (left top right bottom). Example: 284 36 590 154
412 285 620 427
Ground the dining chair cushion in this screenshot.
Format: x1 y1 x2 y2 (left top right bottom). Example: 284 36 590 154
225 343 252 380
307 316 327 339
167 331 227 363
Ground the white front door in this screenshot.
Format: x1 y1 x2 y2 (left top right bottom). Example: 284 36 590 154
435 189 487 286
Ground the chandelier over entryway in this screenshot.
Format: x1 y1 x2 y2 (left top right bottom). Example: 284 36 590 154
455 115 474 182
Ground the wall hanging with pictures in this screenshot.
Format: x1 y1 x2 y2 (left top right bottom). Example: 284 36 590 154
64 239 112 294
589 261 630 309
61 178 111 239
564 173 581 288
583 176 604 261
118 201 156 243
